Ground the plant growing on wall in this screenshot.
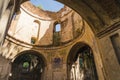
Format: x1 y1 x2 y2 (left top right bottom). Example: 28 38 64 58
31 37 37 44
23 62 29 68
37 5 43 9
53 32 61 46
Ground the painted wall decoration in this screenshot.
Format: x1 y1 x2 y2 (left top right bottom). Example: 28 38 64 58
52 57 63 68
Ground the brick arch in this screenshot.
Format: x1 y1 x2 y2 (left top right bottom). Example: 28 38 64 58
10 50 47 80
67 42 98 80
12 50 47 66
67 42 90 65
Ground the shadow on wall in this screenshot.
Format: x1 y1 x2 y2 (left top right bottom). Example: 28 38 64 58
0 55 11 80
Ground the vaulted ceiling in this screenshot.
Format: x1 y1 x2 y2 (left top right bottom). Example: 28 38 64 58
15 0 120 36
57 0 120 34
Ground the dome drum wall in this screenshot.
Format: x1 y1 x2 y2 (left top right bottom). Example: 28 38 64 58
8 2 84 47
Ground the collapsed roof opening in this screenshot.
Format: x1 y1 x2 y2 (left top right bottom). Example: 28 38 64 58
30 0 64 12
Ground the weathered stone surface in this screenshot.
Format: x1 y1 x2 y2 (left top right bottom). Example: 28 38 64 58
0 56 11 80
0 0 120 80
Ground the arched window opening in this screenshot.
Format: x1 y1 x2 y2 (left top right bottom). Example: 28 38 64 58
55 23 61 32
53 23 61 46
31 20 40 44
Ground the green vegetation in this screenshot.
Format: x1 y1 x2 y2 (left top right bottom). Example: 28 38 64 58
23 62 29 68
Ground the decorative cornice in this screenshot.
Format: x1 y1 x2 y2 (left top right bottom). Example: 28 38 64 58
6 23 85 50
97 21 120 38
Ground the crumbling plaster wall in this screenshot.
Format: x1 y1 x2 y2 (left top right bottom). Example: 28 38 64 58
98 28 120 80
1 21 104 80
0 0 120 80
9 6 53 46
1 1 104 80
0 55 11 80
8 2 84 46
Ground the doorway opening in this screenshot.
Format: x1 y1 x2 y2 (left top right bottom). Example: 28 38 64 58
67 43 98 80
9 50 46 80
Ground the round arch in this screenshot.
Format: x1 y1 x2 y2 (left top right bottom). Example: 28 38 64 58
67 42 88 65
67 42 98 80
9 50 47 80
12 50 47 66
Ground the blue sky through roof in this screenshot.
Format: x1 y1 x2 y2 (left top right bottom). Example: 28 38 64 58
30 0 64 12
55 24 61 32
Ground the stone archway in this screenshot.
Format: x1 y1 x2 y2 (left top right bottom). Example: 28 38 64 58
67 42 98 80
9 50 46 80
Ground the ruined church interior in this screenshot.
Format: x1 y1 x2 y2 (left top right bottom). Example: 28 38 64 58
0 0 120 80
